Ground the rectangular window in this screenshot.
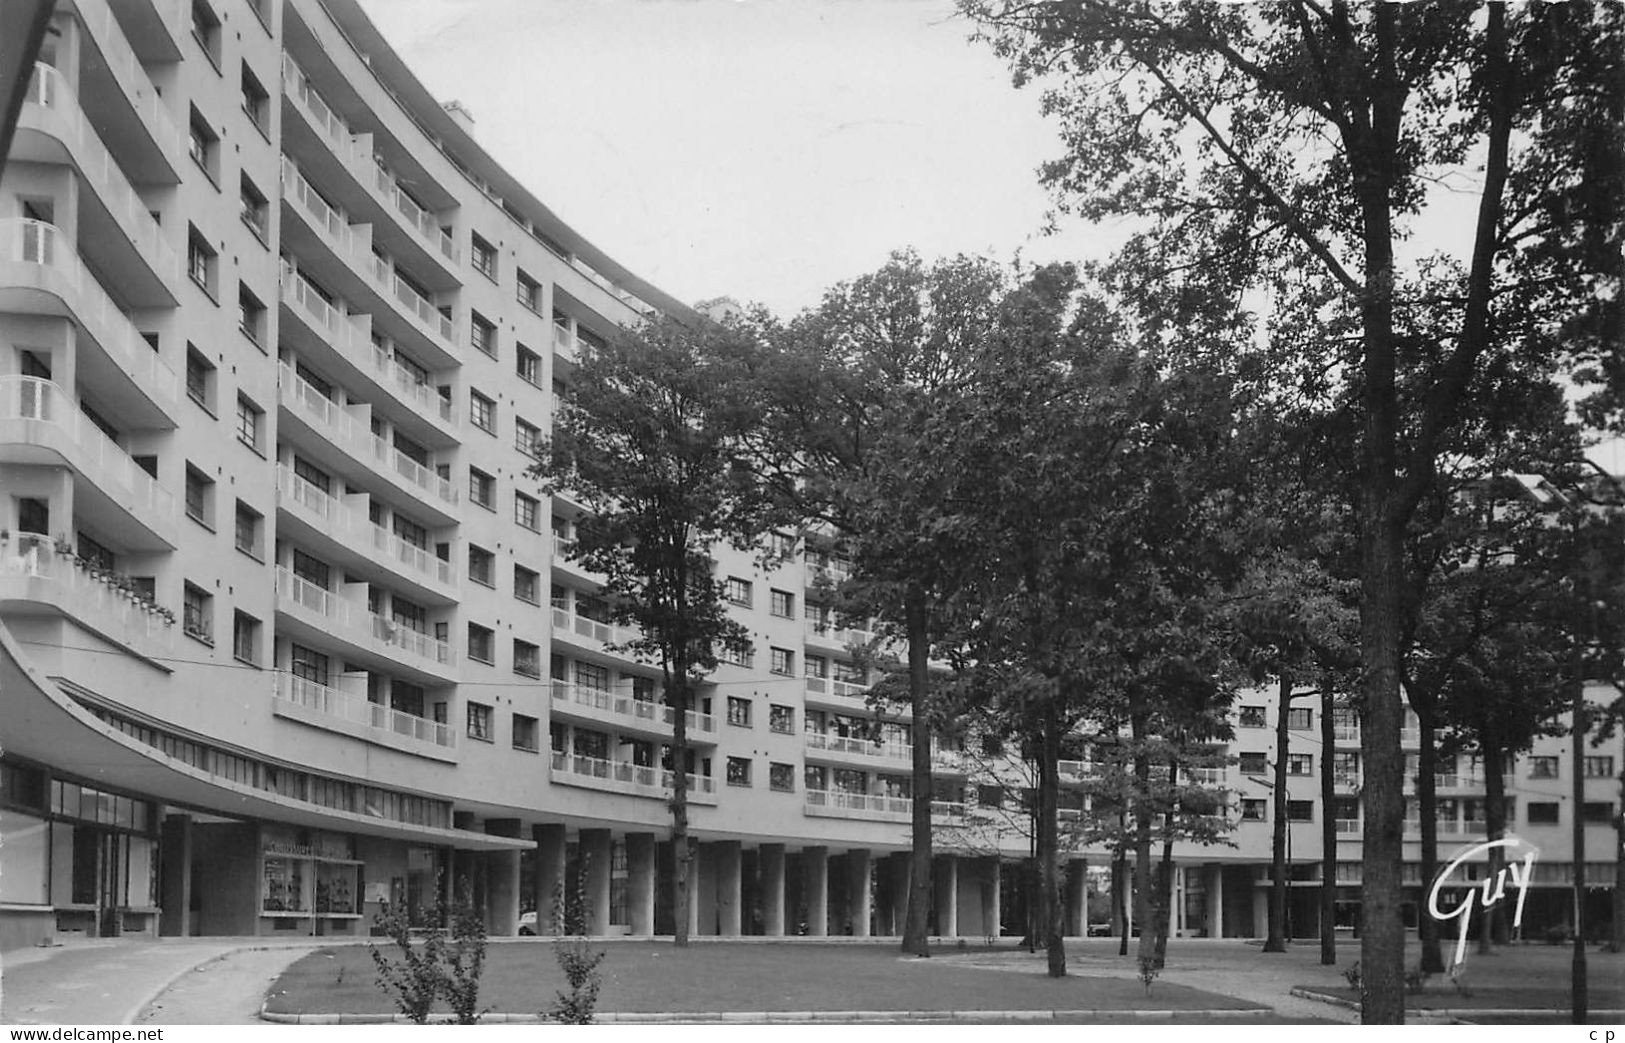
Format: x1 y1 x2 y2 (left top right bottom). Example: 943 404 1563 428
186 346 215 410
769 762 795 792
769 531 796 559
240 63 269 132
514 565 540 604
1529 756 1560 779
1239 705 1267 728
516 270 540 311
515 418 541 457
471 312 497 357
725 577 751 606
718 639 753 668
238 283 266 344
1287 753 1313 776
467 624 494 664
1584 756 1615 778
804 654 828 679
1287 708 1312 730
515 493 540 531
1527 802 1560 824
233 500 262 558
191 0 221 64
1287 800 1315 822
769 589 794 618
1238 752 1268 776
470 390 495 432
770 647 793 676
1583 801 1614 824
513 713 539 752
235 395 263 451
468 545 494 586
232 610 259 664
290 643 329 685
186 226 216 295
727 697 752 728
469 468 494 509
726 756 751 787
513 639 540 678
184 465 214 527
769 704 794 734
471 235 497 280
1241 799 1267 821
183 583 213 643
239 174 268 241
466 701 493 741
187 107 218 180
516 344 541 386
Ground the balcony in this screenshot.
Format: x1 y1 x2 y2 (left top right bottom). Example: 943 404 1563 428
804 730 911 765
550 605 640 652
0 376 176 548
273 566 455 680
69 0 183 182
275 466 455 600
0 532 175 661
271 671 457 763
552 323 577 362
1336 818 1360 836
369 159 458 267
1334 771 1361 791
548 682 716 740
0 219 179 423
17 64 178 304
549 752 718 805
803 790 969 824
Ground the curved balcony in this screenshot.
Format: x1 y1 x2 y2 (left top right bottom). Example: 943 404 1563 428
0 376 177 549
550 605 641 656
0 219 179 425
548 751 718 806
67 0 182 183
361 251 460 361
271 670 457 763
273 566 456 683
16 64 178 305
547 682 716 743
803 790 968 825
804 730 912 768
0 532 175 663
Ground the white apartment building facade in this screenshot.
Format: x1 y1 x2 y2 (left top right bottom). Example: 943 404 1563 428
0 0 1618 951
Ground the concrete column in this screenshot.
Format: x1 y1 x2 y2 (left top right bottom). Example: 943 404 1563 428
1065 860 1087 937
484 849 521 936
1251 878 1268 939
685 841 701 938
715 841 743 935
695 844 717 935
533 823 566 934
626 833 656 936
1206 863 1224 938
981 857 1001 939
803 846 829 937
1122 868 1133 937
579 829 612 935
887 852 912 935
159 814 192 937
935 856 959 937
846 849 872 937
759 843 786 936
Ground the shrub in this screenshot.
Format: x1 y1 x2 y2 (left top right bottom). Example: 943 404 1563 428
546 854 606 1024
1137 955 1160 996
368 900 445 1024
442 880 488 1025
1342 961 1361 991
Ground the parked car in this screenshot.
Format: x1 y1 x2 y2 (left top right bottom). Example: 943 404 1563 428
518 910 538 935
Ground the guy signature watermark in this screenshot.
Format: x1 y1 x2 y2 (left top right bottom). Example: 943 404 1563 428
1426 834 1540 973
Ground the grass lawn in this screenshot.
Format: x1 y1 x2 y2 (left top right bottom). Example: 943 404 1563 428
1294 982 1625 1012
266 941 1269 1018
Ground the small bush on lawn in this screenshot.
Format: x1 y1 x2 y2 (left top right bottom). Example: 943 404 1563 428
546 855 606 1024
368 876 488 1024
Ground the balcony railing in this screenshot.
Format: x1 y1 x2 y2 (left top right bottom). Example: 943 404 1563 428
550 606 639 648
1334 771 1361 790
283 53 353 163
552 323 576 360
0 219 177 409
549 751 714 798
281 468 455 589
369 523 454 587
803 676 871 702
75 0 182 164
273 671 455 749
369 435 458 507
1336 817 1360 835
25 64 179 288
274 566 454 669
0 374 176 526
805 731 911 762
548 682 715 734
803 790 969 822
281 156 353 249
371 161 457 263
0 532 174 655
370 610 453 664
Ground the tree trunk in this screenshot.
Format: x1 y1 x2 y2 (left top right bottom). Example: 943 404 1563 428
1481 739 1509 950
670 670 692 948
901 587 934 957
1154 767 1176 970
1613 742 1625 954
1039 693 1065 976
1112 835 1129 956
1132 712 1155 968
1416 702 1444 973
1321 685 1338 965
1265 673 1290 953
1571 640 1588 1024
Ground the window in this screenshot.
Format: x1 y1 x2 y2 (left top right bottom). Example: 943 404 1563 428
187 107 218 180
981 734 1003 757
514 565 540 604
235 395 263 451
718 639 753 668
1584 756 1615 778
516 269 540 311
469 468 494 509
1238 752 1268 776
804 654 828 679
190 0 221 65
471 312 496 357
514 418 542 458
513 640 540 678
238 284 266 344
516 344 541 386
232 611 260 664
1241 799 1267 821
240 63 269 132
770 647 794 676
727 697 752 728
725 577 751 606
466 702 493 742
470 390 495 432
1527 802 1560 825
468 545 494 586
769 589 794 618
1287 753 1313 776
183 583 213 643
769 531 796 559
769 704 794 734
769 762 795 792
186 346 215 409
1582 801 1615 824
240 174 268 241
184 465 214 527
186 226 216 296
1528 756 1560 779
805 764 828 792
725 757 752 787
1287 708 1312 730
1287 800 1315 822
233 501 262 558
515 493 540 531
471 234 496 280
1239 705 1267 728
467 624 494 664
290 644 329 685
513 713 539 752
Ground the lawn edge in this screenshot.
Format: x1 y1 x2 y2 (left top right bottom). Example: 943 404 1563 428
258 1006 1275 1024
1288 986 1625 1021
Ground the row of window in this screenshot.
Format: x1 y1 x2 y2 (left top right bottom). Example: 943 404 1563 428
724 697 797 734
724 577 798 619
468 234 545 315
467 467 543 528
1242 794 1620 827
1236 749 1618 781
465 388 544 456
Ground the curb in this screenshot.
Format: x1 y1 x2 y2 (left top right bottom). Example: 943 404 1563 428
122 947 240 1025
258 1006 1275 1025
1288 988 1625 1022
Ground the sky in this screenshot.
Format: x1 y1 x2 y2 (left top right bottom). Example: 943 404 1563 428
354 0 1119 318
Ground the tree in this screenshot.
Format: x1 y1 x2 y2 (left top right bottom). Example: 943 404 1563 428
960 1 1625 1021
530 314 776 947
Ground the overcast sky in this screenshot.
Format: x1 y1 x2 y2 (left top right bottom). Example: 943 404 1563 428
354 0 1120 318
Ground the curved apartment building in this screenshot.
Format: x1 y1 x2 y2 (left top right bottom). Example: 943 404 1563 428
3 0 1620 953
